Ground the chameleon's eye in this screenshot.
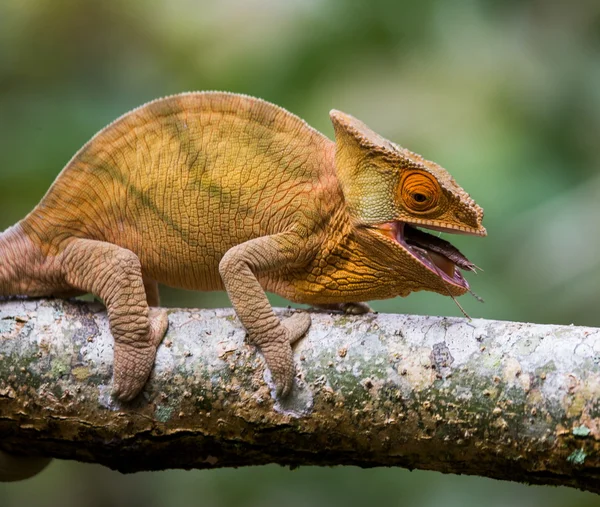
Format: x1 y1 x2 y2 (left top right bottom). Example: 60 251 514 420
400 171 439 212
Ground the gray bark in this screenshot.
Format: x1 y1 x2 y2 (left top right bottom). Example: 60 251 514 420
0 299 599 493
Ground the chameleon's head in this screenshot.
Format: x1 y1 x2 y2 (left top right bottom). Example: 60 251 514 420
330 109 486 297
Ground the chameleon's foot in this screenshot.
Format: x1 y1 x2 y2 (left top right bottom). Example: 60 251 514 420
313 302 372 315
256 312 311 397
112 342 157 401
112 308 168 401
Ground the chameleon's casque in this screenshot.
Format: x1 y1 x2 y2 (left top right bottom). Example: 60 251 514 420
0 92 485 400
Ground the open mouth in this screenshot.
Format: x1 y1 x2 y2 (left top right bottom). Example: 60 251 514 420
376 222 477 289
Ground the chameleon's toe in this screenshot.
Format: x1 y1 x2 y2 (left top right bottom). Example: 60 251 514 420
112 342 158 401
281 312 311 345
258 330 297 398
274 372 294 398
148 307 169 347
270 347 295 398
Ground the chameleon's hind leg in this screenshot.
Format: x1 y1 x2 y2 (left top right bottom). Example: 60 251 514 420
61 239 168 401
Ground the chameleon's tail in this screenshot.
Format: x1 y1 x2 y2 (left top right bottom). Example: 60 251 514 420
0 223 43 297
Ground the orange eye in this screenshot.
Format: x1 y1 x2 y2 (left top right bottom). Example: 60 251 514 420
400 171 439 212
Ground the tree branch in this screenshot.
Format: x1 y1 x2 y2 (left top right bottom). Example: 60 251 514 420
0 299 599 493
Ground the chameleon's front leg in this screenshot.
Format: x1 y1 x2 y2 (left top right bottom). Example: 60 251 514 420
219 232 312 397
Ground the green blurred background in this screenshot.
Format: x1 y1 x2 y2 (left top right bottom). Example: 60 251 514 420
1 0 599 505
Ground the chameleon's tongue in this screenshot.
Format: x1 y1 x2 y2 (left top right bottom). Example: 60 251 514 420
403 225 476 273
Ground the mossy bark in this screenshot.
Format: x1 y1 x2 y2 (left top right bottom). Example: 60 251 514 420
0 299 599 492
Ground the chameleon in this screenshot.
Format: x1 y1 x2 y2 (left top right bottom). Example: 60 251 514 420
0 91 485 402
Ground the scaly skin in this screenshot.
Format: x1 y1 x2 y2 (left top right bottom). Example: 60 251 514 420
0 92 485 402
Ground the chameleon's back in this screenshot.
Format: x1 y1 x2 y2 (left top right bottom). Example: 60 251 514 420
22 92 339 290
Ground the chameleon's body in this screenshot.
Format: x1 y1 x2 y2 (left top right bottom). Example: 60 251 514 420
0 92 485 401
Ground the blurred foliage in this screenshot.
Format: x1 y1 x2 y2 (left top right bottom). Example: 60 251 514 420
1 0 600 505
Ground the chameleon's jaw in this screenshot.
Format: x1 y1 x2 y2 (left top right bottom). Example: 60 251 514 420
375 222 478 290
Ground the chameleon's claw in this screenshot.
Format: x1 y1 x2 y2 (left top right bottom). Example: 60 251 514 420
275 371 294 398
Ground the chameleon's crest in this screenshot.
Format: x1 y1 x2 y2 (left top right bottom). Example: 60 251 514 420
330 109 485 236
